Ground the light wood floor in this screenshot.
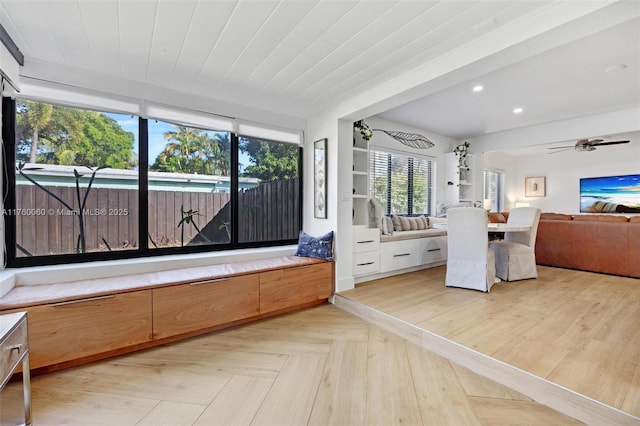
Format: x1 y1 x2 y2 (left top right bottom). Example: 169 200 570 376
0 304 580 425
339 265 640 420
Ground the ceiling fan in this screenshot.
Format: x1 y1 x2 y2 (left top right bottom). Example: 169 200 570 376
548 138 630 153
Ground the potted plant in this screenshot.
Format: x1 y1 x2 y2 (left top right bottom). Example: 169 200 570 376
453 141 470 169
354 120 373 142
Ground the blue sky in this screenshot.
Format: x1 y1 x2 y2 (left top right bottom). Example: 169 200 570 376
109 113 249 171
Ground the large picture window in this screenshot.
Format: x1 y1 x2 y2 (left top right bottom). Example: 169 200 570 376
237 136 301 243
2 97 302 267
12 100 139 258
369 148 434 216
147 120 232 249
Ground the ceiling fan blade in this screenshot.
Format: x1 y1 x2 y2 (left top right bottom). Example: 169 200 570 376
591 140 630 146
548 147 573 154
548 146 574 149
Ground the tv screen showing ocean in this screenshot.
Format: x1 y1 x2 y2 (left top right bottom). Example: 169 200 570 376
580 174 640 213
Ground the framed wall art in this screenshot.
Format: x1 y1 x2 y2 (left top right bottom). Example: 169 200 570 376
314 138 327 218
525 176 546 197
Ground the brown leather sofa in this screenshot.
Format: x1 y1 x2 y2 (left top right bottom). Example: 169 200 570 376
534 213 640 278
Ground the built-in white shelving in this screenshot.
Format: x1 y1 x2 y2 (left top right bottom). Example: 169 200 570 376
444 152 475 204
352 132 370 225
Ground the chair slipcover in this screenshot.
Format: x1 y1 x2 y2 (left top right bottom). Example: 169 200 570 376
490 207 541 281
445 207 496 292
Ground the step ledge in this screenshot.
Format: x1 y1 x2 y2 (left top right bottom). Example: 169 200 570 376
333 294 639 426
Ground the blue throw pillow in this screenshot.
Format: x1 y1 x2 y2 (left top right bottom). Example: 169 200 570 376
295 231 334 260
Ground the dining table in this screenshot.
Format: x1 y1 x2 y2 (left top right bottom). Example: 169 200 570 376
487 223 532 233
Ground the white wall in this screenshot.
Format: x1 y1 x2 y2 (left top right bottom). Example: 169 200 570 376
305 114 353 291
483 131 640 214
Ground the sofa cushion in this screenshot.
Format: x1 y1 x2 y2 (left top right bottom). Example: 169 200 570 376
630 216 640 223
540 212 573 221
420 216 429 229
383 217 394 235
573 214 629 222
409 217 419 230
391 215 402 232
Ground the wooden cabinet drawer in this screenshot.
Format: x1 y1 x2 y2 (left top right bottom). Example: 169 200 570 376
353 251 379 276
25 290 152 369
153 274 259 339
260 262 333 314
1 312 28 386
380 240 418 272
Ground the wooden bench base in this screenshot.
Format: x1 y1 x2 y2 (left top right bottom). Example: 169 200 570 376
0 256 334 373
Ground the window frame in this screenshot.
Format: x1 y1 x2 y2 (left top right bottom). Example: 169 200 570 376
483 168 505 212
369 145 435 217
2 97 303 268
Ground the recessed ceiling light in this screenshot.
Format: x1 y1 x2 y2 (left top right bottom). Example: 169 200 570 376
513 107 523 114
472 85 483 92
605 64 627 73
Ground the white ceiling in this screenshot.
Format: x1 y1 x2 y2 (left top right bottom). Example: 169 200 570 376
0 0 565 119
378 16 640 139
0 0 638 142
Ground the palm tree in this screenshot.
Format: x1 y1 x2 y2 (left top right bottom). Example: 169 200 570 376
212 133 231 176
18 101 53 163
159 126 204 172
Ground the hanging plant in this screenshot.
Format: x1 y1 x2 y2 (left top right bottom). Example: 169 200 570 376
453 141 470 169
354 120 373 141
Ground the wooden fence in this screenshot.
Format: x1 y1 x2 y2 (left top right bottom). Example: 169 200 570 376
15 178 300 256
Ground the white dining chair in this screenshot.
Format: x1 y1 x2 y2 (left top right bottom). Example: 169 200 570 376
445 207 496 292
489 207 541 281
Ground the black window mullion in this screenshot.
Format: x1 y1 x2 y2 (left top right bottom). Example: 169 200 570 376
138 118 148 252
230 132 239 246
386 153 392 216
298 146 303 233
407 157 414 215
2 97 17 265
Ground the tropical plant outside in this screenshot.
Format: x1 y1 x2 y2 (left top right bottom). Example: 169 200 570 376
16 100 136 169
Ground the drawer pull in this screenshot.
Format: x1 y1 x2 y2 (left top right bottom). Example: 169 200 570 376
356 262 375 266
190 277 230 286
50 295 115 307
9 344 22 354
357 240 374 244
427 248 441 252
393 253 411 257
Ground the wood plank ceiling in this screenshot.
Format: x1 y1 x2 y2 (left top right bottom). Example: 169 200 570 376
0 0 553 118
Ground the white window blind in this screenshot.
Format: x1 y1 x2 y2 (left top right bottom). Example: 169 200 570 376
144 103 234 132
17 78 140 115
369 147 434 216
237 121 303 146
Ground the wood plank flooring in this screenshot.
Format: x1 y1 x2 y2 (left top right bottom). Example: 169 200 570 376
339 265 640 421
0 304 579 425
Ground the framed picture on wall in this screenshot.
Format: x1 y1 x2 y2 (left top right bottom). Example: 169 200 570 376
314 138 327 218
525 176 546 197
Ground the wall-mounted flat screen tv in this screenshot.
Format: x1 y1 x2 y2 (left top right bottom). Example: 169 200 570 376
580 174 640 213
